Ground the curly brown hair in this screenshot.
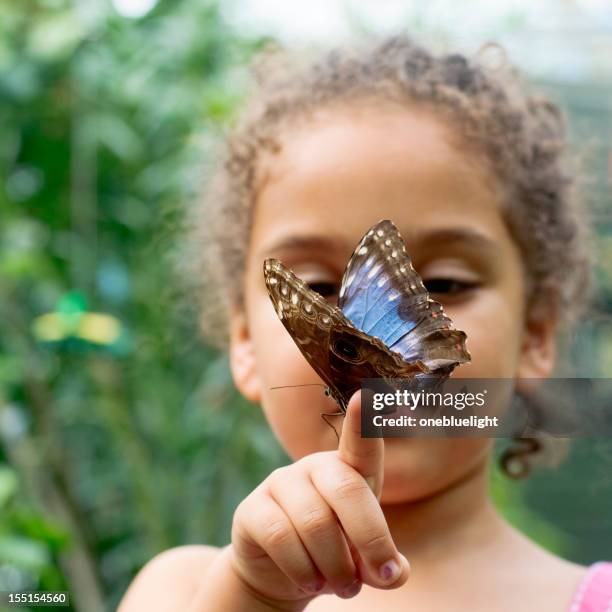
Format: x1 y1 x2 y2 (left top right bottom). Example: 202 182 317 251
178 34 599 478
182 34 594 356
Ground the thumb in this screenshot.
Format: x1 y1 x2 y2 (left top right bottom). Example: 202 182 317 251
338 390 384 500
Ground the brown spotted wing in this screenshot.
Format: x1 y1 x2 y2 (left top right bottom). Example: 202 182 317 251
263 219 471 414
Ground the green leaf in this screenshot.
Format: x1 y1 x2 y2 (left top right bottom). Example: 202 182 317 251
0 466 18 508
0 536 50 571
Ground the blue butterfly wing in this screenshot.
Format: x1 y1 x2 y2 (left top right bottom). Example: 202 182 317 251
338 220 470 373
263 257 429 412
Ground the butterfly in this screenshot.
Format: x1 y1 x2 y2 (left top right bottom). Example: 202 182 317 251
263 219 471 417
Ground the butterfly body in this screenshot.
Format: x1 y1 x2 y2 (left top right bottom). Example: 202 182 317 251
264 220 471 414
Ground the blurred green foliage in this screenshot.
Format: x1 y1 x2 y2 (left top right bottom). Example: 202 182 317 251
0 1 611 611
0 1 284 609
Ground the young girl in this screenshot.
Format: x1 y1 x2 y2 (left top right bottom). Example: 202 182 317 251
119 36 611 611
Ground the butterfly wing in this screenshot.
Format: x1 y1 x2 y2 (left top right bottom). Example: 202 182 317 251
338 219 471 374
327 324 429 409
263 258 354 410
264 258 428 412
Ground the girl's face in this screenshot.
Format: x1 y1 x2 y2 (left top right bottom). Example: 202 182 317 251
229 103 557 504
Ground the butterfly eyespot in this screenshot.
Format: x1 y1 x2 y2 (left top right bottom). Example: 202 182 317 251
333 338 360 361
357 246 368 255
391 250 398 258
400 266 406 274
303 302 313 313
281 284 288 296
291 292 299 305
384 239 392 247
320 314 331 326
377 229 384 237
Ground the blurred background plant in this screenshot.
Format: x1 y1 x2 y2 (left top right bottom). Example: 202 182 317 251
0 0 611 610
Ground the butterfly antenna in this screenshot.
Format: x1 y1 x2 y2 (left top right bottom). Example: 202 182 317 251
268 384 345 443
321 410 345 444
269 383 328 390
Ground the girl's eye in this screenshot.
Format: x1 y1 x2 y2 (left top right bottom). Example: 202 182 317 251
307 282 339 298
305 278 477 300
423 278 479 296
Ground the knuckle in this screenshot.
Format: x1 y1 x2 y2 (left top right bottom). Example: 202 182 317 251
334 474 369 501
262 518 293 549
299 507 334 538
309 450 335 464
361 530 390 553
232 500 248 526
233 491 260 525
232 522 254 554
304 451 335 472
268 467 285 484
231 515 262 559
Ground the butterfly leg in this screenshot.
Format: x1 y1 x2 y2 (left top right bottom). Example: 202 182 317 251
320 409 345 443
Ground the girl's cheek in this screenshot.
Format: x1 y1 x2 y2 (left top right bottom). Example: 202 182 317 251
448 287 523 378
257 312 312 385
261 392 338 460
252 304 339 458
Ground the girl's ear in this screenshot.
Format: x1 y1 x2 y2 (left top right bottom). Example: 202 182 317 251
516 300 558 382
228 308 262 403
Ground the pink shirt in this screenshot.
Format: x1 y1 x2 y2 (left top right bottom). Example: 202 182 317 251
568 562 612 612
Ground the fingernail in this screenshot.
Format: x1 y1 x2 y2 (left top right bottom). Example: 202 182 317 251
306 578 325 593
379 558 400 582
340 580 361 598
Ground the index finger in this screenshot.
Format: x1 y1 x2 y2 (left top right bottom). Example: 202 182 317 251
338 390 384 499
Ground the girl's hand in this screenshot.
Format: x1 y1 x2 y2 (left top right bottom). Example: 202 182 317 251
227 390 410 607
